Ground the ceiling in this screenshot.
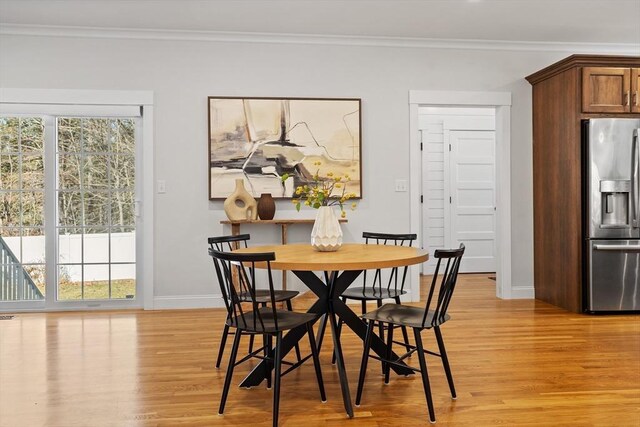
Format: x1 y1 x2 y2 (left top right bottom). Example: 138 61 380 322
0 0 639 45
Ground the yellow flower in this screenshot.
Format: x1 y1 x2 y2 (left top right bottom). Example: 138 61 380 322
295 187 302 195
335 183 342 188
327 172 334 177
341 210 346 218
344 174 350 179
304 200 311 206
351 202 357 209
335 176 342 181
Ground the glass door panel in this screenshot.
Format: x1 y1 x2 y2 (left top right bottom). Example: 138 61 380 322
56 118 137 302
0 117 46 301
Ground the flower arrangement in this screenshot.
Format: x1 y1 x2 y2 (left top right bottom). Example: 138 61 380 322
281 161 357 218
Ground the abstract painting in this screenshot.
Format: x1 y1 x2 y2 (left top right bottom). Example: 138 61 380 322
208 97 361 199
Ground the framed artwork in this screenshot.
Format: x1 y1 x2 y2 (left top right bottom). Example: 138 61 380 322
208 97 361 200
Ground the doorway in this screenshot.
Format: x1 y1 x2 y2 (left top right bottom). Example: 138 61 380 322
419 107 496 274
408 90 512 300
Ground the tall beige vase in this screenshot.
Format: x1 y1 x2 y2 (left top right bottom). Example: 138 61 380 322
223 179 258 220
311 206 343 251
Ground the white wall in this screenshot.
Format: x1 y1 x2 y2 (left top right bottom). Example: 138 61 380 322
0 32 582 304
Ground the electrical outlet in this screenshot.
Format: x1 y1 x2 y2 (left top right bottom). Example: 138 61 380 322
395 179 408 192
157 180 166 194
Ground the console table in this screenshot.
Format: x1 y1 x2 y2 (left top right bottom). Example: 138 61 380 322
220 219 347 290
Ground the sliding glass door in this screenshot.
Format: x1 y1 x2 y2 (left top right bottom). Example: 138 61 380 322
0 112 141 310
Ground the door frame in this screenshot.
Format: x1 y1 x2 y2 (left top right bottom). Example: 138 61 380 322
409 90 514 300
0 88 155 311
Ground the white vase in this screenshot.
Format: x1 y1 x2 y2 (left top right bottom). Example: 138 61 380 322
311 206 343 252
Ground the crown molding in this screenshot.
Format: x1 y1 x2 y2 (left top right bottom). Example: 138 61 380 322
1 23 639 54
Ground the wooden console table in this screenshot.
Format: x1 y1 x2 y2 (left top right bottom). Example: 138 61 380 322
220 219 347 290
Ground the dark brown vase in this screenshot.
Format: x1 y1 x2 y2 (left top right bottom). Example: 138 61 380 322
257 193 276 220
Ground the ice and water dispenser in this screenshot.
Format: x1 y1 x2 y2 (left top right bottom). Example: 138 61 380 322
599 180 631 228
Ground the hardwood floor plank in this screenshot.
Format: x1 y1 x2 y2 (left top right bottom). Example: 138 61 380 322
1 274 638 426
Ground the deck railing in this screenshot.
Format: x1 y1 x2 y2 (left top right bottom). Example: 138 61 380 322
0 235 44 301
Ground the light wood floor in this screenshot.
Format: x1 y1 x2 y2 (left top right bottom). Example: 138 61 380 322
1 274 639 426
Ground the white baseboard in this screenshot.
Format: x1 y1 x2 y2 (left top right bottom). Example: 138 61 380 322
153 294 225 310
509 285 535 299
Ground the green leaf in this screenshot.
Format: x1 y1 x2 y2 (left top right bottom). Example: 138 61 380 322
313 202 321 209
280 173 289 182
296 202 301 211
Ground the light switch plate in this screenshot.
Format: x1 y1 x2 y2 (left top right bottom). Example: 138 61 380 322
395 179 408 192
157 180 166 193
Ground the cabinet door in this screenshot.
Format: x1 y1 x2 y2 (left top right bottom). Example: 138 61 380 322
632 68 640 113
582 67 631 113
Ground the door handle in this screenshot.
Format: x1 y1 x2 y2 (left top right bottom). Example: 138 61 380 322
632 130 639 228
594 244 640 252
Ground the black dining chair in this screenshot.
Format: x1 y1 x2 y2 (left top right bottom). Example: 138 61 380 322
332 232 417 364
209 248 326 427
355 244 465 424
208 234 301 369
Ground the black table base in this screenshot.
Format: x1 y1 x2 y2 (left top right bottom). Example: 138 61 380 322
238 269 414 418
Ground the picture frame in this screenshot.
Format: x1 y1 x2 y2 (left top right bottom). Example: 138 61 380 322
208 96 362 200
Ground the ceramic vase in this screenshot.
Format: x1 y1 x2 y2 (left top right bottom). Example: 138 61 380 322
311 206 343 252
223 179 258 221
257 193 276 220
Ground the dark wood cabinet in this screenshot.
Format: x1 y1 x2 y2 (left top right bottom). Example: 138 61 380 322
632 68 640 113
582 67 630 113
526 55 640 313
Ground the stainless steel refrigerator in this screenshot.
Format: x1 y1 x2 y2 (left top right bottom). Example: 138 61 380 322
584 118 640 312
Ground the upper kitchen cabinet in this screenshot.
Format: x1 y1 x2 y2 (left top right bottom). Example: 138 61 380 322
632 68 640 113
582 66 640 113
582 67 631 113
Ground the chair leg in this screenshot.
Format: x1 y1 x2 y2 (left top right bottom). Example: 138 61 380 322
376 299 385 374
434 326 456 399
248 334 255 356
215 323 230 369
306 322 327 402
361 300 367 314
413 328 436 423
394 296 412 353
384 322 394 384
285 300 303 362
219 329 242 415
355 319 375 406
273 332 283 427
264 334 272 389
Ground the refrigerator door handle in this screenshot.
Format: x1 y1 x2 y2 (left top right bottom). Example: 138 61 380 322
594 244 640 252
633 129 640 228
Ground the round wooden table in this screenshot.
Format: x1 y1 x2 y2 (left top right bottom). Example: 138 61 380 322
234 243 429 418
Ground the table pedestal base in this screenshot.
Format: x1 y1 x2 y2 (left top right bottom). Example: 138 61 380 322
238 269 414 418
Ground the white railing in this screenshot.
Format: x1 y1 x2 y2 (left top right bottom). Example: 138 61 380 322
0 235 44 301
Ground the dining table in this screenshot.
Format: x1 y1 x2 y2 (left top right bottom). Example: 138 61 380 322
233 242 429 418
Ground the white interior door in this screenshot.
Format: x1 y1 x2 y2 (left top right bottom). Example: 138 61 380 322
446 130 496 273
